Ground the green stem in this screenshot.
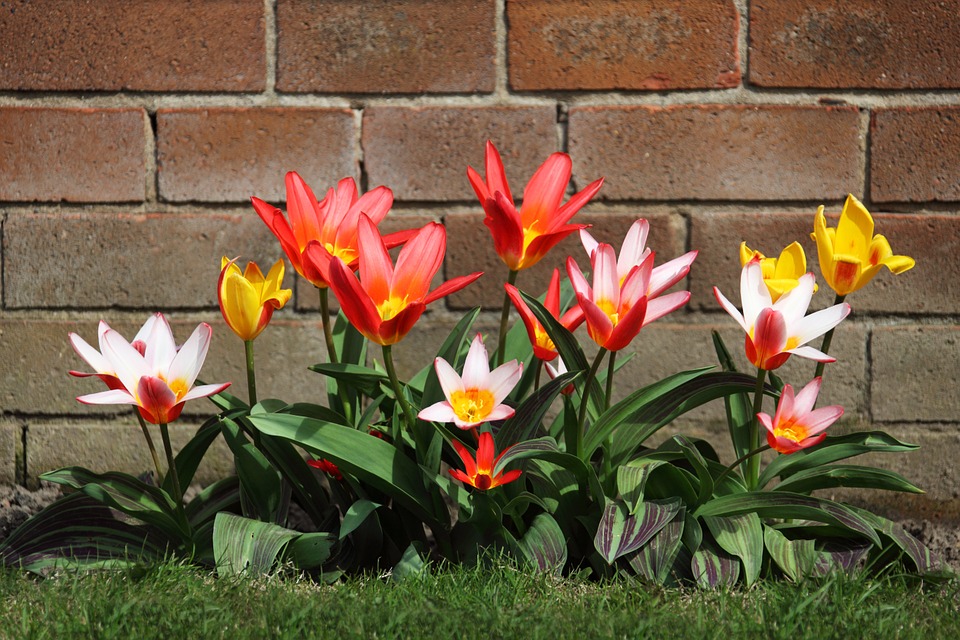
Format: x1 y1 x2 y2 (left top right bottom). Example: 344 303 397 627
572 347 607 459
319 287 339 365
382 345 417 433
533 357 542 392
496 269 519 366
135 412 164 486
747 369 768 491
715 444 771 488
605 350 617 411
813 293 846 381
158 422 184 510
244 339 258 406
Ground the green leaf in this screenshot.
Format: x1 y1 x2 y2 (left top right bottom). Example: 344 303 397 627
773 464 924 494
248 413 444 530
594 498 681 565
712 331 755 474
673 436 714 506
617 462 659 515
493 436 604 506
763 526 817 582
162 415 226 496
628 507 685 585
257 430 331 527
703 513 763 586
309 363 390 397
515 512 568 575
392 542 430 582
285 532 336 570
220 417 283 523
694 492 880 546
758 431 920 488
339 500 382 540
497 371 579 446
185 476 241 528
851 508 951 577
691 543 740 589
213 512 299 577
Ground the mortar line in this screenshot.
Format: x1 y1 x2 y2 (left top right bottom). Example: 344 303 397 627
735 0 749 87
1 212 6 310
20 423 27 487
861 108 874 206
264 0 278 97
494 0 508 98
146 111 159 205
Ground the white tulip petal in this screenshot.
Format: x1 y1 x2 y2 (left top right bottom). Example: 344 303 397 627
417 401 457 423
434 357 465 398
713 286 748 334
461 335 491 389
77 388 138 406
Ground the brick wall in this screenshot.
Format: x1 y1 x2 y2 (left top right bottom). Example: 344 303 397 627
1 1 958 521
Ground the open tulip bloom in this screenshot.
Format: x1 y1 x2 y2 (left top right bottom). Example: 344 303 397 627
449 431 522 491
75 314 229 425
218 256 292 342
505 268 584 362
759 377 843 454
714 258 851 371
739 240 813 302
468 140 604 272
418 334 522 429
813 194 915 297
69 315 162 391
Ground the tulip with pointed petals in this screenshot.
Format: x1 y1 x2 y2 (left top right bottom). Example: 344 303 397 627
75 314 230 424
812 194 915 297
327 215 483 346
252 172 411 289
739 241 814 303
69 315 162 391
218 257 292 341
418 334 522 429
468 141 604 271
714 258 851 371
759 377 843 454
449 431 522 491
505 268 583 362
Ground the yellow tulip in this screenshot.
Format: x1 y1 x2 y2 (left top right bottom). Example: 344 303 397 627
738 241 813 302
218 257 292 341
812 195 915 297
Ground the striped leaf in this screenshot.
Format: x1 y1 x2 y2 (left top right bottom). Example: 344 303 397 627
628 507 685 585
516 512 568 575
594 498 681 565
703 513 763 585
773 464 923 495
691 543 740 589
763 526 817 582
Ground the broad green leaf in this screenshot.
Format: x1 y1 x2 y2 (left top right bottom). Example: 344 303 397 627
501 492 552 520
712 331 754 472
515 512 568 575
339 500 382 540
673 436 714 506
617 462 660 514
703 513 763 586
206 387 248 412
257 430 331 527
392 542 430 581
773 464 923 495
280 402 350 425
248 413 444 530
213 512 298 577
691 543 740 589
286 532 336 570
185 476 241 528
334 309 367 366
594 498 681 565
758 431 919 488
497 371 579 446
763 526 817 582
628 507 685 585
851 508 951 577
163 415 227 496
813 541 872 576
493 436 604 506
309 363 389 397
220 417 283 523
694 491 880 546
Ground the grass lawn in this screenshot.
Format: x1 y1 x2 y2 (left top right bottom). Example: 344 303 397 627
0 560 957 639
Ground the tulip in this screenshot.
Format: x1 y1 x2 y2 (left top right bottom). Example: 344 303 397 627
218 257 292 342
69 315 162 391
714 258 851 371
76 314 230 425
327 215 482 346
758 378 843 454
812 194 915 297
449 431 522 491
544 356 575 395
739 241 813 302
468 141 604 272
307 458 343 481
504 268 584 362
418 334 522 429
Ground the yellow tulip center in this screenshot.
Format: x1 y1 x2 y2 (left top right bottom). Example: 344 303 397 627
597 298 622 326
773 418 809 443
450 388 495 424
326 243 358 266
534 329 556 354
377 296 408 321
168 378 190 402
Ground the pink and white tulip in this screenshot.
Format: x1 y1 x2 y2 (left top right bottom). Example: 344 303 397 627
75 314 230 424
714 258 851 371
759 377 843 454
418 334 522 429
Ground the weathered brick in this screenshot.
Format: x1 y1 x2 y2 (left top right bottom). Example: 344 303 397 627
3 213 284 309
444 211 686 310
0 108 145 202
690 211 953 315
871 108 960 203
0 422 18 484
362 107 558 201
508 0 740 90
277 0 495 93
1 316 328 417
0 0 265 91
26 420 234 487
749 0 960 89
157 108 356 203
872 326 960 423
568 105 863 201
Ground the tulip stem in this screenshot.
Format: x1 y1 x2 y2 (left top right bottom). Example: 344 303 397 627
158 422 184 509
533 357 542 392
814 294 846 381
573 347 607 458
244 339 258 406
716 444 772 488
135 412 165 487
496 270 519 366
319 287 339 365
605 350 617 411
747 369 767 491
382 345 417 433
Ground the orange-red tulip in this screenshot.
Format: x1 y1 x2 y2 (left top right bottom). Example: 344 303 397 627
449 432 521 491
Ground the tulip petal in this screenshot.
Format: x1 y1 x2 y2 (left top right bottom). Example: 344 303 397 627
553 176 604 227
485 192 525 269
392 222 446 303
452 439 477 477
486 361 523 404
357 214 395 305
520 153 571 231
713 286 748 334
617 220 650 279
605 295 648 352
800 405 844 436
648 250 697 298
461 335 491 389
421 272 484 306
785 345 836 363
77 388 138 406
418 401 457 424
772 273 816 327
284 172 325 251
434 357 465 398
483 140 513 204
69 332 113 375
577 294 615 348
791 302 851 347
137 376 178 424
792 378 822 416
328 258 383 342
642 290 690 327
167 323 212 389
835 194 873 260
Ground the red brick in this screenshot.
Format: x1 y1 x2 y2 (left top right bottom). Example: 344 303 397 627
749 1 960 89
444 211 686 310
870 108 960 203
0 108 145 202
0 0 265 92
3 213 287 309
689 211 950 315
872 327 960 422
277 0 495 93
157 108 357 202
568 105 863 201
508 0 740 90
362 107 559 201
